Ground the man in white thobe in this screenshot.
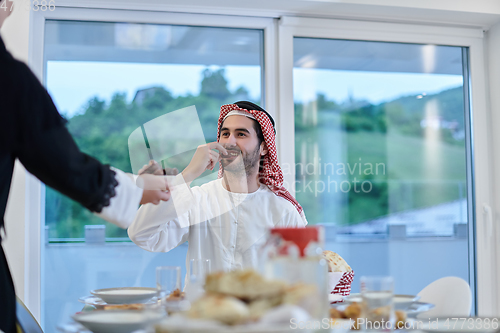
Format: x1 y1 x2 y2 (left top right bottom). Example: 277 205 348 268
128 101 307 278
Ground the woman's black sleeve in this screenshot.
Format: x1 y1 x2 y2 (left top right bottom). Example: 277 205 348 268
13 61 118 213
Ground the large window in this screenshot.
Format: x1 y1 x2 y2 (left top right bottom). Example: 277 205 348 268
42 19 264 332
27 12 491 329
293 38 472 296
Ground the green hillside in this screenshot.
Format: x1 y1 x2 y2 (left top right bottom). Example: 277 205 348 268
295 86 467 225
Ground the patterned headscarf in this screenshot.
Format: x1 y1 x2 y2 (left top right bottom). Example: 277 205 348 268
217 103 305 220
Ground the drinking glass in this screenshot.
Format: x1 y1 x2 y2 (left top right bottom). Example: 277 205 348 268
185 259 211 302
189 258 211 283
156 266 181 303
360 276 395 332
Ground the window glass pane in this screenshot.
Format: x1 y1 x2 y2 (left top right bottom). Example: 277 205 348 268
43 20 263 332
293 38 470 295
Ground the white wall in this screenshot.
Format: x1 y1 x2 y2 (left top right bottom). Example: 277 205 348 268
486 20 500 313
56 0 500 28
2 0 500 315
1 0 30 61
0 0 31 301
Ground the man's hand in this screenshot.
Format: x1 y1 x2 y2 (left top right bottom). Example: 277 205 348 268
136 160 174 205
182 142 227 183
140 188 171 205
138 160 179 176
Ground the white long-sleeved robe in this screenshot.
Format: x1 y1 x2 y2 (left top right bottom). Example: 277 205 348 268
95 168 143 228
128 174 307 276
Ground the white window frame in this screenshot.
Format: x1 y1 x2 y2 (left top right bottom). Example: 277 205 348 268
25 7 277 323
18 6 497 324
277 16 496 316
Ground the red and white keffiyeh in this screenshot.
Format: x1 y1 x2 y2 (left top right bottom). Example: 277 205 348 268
217 104 305 219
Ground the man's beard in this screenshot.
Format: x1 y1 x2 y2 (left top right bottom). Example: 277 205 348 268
220 145 261 176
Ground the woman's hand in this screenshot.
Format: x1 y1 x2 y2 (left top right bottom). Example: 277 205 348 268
137 160 173 205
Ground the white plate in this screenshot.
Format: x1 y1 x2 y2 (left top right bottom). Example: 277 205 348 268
343 293 420 310
329 294 344 303
72 310 165 333
157 321 318 332
418 317 500 333
78 295 158 309
405 302 435 318
157 313 333 333
331 302 434 319
90 287 157 304
79 296 109 307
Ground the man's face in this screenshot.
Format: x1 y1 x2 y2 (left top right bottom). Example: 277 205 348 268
219 115 264 175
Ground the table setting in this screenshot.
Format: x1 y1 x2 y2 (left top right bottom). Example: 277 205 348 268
57 226 495 333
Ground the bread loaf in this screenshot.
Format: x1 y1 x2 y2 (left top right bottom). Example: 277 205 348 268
322 251 352 272
187 294 249 325
205 269 287 301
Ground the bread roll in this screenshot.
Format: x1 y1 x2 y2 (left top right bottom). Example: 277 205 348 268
205 269 287 301
187 294 249 325
322 251 352 272
247 294 283 320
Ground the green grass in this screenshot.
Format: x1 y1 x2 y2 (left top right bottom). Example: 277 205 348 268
347 131 466 181
296 128 467 225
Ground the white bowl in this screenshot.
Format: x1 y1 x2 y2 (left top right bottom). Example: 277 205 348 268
72 310 165 333
90 287 157 304
343 293 420 310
